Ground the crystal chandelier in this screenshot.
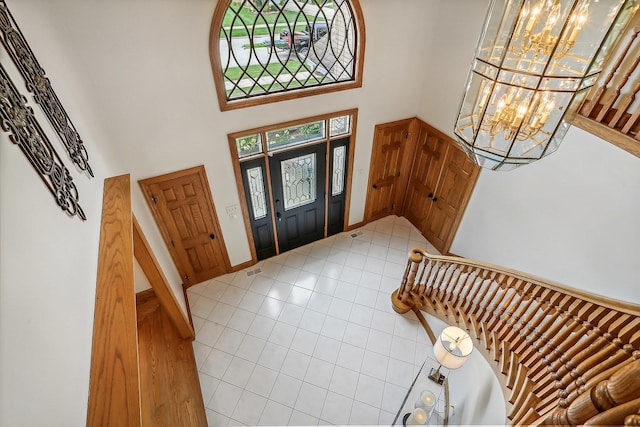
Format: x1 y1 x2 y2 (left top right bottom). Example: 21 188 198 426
455 0 638 170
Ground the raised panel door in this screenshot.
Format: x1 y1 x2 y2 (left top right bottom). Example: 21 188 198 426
403 125 447 230
140 166 230 285
365 120 413 222
423 144 479 252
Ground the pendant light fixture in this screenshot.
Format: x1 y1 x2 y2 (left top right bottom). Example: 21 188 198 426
454 0 638 170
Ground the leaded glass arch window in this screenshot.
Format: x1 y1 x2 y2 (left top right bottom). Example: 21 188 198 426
210 0 365 110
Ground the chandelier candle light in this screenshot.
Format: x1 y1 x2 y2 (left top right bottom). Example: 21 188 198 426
454 0 638 170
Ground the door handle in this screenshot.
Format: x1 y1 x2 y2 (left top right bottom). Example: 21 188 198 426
210 233 215 240
432 196 438 202
372 184 378 189
276 212 282 221
427 193 433 199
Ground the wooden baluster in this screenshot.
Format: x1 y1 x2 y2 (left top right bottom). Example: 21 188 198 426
476 275 503 323
512 304 553 356
453 268 481 328
560 349 638 407
542 359 640 426
498 294 536 344
596 29 640 122
486 284 519 331
608 73 640 130
520 305 563 367
527 312 568 378
449 266 477 309
462 269 491 315
557 338 623 390
585 398 640 426
626 412 640 426
531 317 582 383
495 287 528 339
581 26 640 117
442 264 470 312
434 263 454 301
467 272 498 341
549 328 602 381
620 318 640 345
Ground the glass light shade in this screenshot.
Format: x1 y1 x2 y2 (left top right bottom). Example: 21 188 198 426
433 326 473 369
454 0 638 170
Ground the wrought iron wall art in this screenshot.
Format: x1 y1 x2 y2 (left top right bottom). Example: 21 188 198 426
0 0 93 177
0 63 86 220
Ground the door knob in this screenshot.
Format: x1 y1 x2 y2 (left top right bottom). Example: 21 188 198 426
432 196 437 202
276 212 282 221
427 193 433 199
372 184 378 189
210 233 215 240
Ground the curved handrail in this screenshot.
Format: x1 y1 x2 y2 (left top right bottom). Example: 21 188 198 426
392 248 640 426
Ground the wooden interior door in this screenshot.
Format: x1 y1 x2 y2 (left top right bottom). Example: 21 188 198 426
402 125 447 229
364 119 414 222
422 144 479 252
139 166 231 286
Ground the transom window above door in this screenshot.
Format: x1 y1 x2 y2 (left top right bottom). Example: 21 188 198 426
209 0 365 110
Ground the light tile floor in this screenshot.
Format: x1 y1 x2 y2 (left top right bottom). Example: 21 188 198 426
187 215 440 426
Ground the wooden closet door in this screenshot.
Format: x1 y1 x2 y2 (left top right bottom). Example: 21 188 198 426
422 144 479 252
364 119 414 222
402 125 447 230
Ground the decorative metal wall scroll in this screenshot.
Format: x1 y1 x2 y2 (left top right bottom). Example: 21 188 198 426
0 63 86 220
0 0 93 177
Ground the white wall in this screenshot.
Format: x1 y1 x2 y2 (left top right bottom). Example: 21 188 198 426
13 0 438 270
426 315 506 425
417 0 640 304
0 1 437 425
0 33 114 427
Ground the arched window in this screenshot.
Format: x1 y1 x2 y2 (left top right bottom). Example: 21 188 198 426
210 0 364 110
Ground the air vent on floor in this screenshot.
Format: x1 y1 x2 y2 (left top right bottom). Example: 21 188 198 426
350 231 364 238
246 267 262 276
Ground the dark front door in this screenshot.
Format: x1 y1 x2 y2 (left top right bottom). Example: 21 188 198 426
269 143 326 253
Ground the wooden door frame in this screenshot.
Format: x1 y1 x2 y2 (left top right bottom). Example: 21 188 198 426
228 109 358 264
138 165 232 282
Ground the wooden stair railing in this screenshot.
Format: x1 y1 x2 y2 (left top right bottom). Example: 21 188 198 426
392 248 640 426
574 12 640 158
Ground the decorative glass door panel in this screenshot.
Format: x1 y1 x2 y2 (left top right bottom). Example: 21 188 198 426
270 143 326 253
240 158 276 260
281 153 316 211
328 137 349 236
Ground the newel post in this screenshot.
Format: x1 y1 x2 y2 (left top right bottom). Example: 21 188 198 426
391 248 424 314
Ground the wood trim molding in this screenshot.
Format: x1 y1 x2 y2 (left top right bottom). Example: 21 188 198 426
231 259 255 273
133 215 195 340
87 174 141 427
